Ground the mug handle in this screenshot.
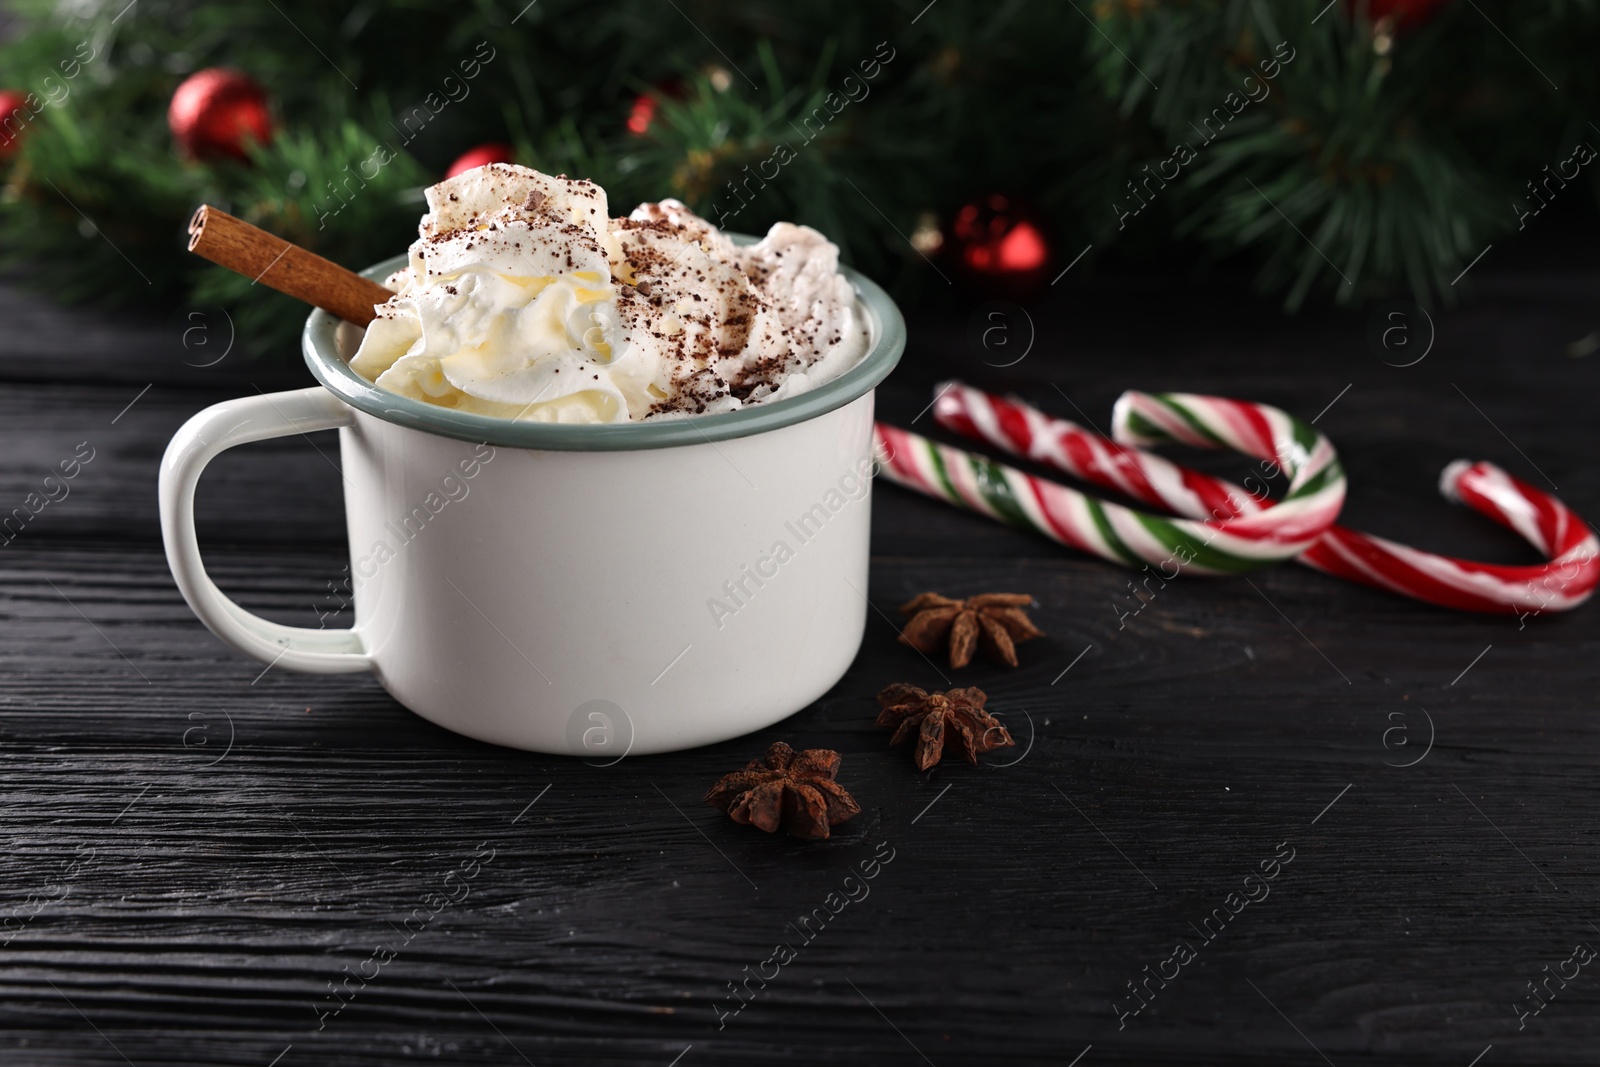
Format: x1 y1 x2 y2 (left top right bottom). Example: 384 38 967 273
159 386 372 674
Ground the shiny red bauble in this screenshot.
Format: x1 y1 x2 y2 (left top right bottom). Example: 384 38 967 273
445 142 517 178
949 194 1052 295
168 68 274 161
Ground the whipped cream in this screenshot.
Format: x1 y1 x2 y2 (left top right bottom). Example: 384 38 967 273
349 163 872 423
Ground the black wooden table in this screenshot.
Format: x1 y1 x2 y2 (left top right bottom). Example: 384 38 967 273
2 266 1598 1066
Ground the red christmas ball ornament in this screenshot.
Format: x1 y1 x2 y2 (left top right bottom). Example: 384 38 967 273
626 94 659 137
446 142 517 178
949 194 1052 295
625 78 686 137
168 68 274 161
0 89 33 158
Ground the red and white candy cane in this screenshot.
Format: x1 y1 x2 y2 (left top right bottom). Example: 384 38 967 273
874 389 1345 575
930 381 1599 615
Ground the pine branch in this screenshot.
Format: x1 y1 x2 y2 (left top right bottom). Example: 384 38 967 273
0 0 1596 356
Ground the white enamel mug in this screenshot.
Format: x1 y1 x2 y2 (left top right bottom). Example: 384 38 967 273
159 253 904 755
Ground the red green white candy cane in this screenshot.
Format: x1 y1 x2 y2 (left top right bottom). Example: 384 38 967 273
928 381 1600 616
874 390 1346 575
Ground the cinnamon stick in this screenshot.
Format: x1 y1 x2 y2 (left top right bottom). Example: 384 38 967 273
186 205 394 326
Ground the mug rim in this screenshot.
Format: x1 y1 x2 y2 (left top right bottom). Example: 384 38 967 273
301 244 905 451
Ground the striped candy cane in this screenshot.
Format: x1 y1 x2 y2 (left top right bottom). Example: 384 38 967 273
874 390 1345 575
929 381 1599 615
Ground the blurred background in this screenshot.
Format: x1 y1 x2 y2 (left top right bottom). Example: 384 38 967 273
1 0 1598 358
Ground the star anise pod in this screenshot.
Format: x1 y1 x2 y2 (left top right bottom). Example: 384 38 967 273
875 684 1015 771
898 592 1043 668
703 742 861 840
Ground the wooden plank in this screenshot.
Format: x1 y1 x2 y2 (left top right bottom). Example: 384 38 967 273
0 282 310 392
3 269 1600 1064
0 369 1593 561
0 384 346 549
1 542 1597 1063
